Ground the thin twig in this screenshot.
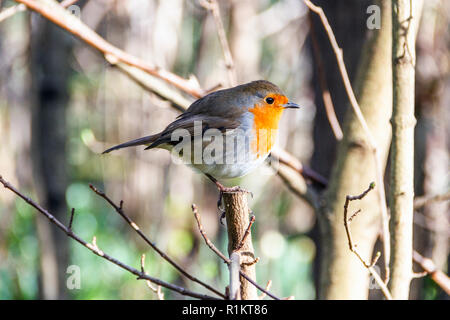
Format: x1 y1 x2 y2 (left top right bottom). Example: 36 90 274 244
0 3 26 23
68 208 75 230
258 280 272 300
236 215 256 252
200 0 237 86
141 254 164 300
89 184 225 299
412 250 450 295
192 204 231 264
0 175 217 300
0 0 77 24
272 148 328 188
343 182 393 300
413 191 450 210
308 12 343 140
239 273 281 300
305 0 390 283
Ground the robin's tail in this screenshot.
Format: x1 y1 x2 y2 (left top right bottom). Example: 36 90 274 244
102 134 160 154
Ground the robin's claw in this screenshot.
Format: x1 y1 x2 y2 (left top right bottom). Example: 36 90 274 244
219 211 226 226
217 190 224 212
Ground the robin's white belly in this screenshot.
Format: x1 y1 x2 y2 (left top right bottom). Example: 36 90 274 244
189 151 269 179
165 124 273 179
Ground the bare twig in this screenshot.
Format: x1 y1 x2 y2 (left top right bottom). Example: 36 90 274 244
141 254 164 300
68 208 75 230
413 251 450 295
0 0 77 24
200 0 237 86
305 0 390 283
343 183 393 300
258 280 272 300
413 191 450 210
192 204 230 264
0 3 26 23
236 215 255 252
272 148 328 188
15 0 204 98
106 60 192 113
89 184 225 299
308 12 343 140
0 175 217 300
239 272 280 300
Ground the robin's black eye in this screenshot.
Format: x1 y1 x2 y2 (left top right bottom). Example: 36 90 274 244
265 97 274 104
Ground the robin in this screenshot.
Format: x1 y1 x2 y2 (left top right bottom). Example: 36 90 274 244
103 80 300 193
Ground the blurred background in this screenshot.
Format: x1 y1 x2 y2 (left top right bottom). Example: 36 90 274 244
0 0 448 299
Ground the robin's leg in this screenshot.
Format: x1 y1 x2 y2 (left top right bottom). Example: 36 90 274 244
205 174 250 193
205 174 252 224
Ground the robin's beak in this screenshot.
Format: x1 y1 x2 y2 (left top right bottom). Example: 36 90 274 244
282 102 300 109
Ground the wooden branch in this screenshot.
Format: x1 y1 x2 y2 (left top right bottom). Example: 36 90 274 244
141 254 164 300
304 0 391 283
343 183 393 300
389 0 418 299
192 204 230 264
0 3 26 23
308 12 343 140
275 161 320 210
89 185 226 299
0 175 218 300
0 0 79 24
200 0 237 86
413 251 450 295
258 280 272 300
106 59 192 113
223 191 257 300
15 0 204 98
413 191 450 210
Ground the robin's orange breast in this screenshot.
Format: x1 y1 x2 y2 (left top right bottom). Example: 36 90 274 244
248 94 287 157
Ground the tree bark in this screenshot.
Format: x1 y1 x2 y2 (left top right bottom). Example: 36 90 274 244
389 0 418 299
319 0 393 299
223 191 257 300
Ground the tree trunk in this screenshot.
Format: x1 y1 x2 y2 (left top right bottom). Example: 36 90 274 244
29 12 73 299
319 0 393 299
389 0 418 299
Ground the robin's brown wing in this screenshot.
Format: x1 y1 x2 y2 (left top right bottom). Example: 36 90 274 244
146 113 242 149
178 86 250 119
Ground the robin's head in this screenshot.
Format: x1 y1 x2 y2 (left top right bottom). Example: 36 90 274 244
226 80 300 157
238 80 300 111
235 80 300 131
